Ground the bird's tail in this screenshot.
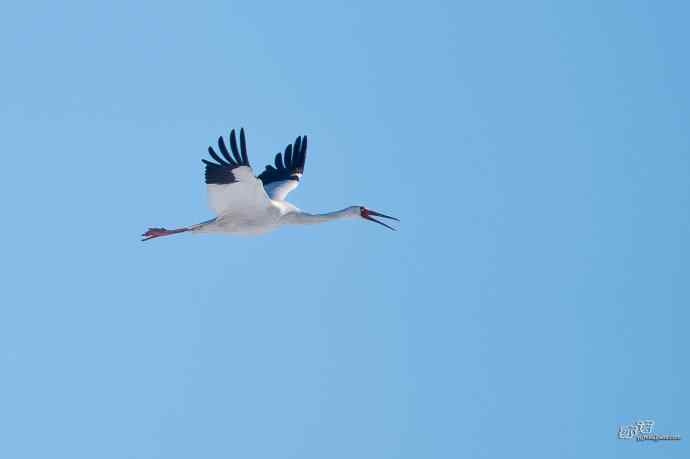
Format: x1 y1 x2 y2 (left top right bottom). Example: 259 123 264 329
141 227 190 241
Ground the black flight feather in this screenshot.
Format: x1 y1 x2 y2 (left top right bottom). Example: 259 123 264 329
258 135 308 186
217 136 237 166
229 130 243 164
202 128 252 185
240 128 249 165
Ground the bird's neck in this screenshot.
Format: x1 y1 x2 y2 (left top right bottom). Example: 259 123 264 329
285 208 355 225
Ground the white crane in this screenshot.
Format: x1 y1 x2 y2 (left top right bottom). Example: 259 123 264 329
142 128 398 241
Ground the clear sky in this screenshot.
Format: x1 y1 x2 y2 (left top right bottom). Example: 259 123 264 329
1 1 688 458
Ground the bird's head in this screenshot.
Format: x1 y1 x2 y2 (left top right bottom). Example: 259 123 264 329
355 206 399 231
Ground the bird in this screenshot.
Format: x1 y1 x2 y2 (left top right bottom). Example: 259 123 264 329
142 128 398 241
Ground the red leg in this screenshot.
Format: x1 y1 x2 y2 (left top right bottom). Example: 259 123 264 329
141 227 189 241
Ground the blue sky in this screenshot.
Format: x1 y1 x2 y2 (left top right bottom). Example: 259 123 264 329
1 1 688 458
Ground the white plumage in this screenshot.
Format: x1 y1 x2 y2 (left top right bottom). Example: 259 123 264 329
206 165 268 216
142 128 398 241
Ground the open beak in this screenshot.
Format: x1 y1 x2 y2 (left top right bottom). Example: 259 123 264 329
362 209 400 231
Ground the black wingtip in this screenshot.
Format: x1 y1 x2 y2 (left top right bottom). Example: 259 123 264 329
208 146 230 166
284 144 293 167
217 136 237 165
229 129 243 164
293 137 302 165
257 132 310 186
239 128 248 165
299 135 307 169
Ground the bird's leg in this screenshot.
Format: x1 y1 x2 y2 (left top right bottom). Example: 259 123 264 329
141 227 190 241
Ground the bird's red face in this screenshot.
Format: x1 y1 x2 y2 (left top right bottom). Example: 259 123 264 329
359 207 399 231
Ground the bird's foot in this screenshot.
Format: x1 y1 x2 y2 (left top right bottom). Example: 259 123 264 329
141 227 188 241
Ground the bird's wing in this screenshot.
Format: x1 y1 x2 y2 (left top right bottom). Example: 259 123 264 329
257 135 307 201
203 128 272 216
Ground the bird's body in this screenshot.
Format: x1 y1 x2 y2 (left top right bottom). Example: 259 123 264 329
192 200 289 236
142 128 397 241
191 205 359 236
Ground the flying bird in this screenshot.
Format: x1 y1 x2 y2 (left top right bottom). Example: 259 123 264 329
142 128 398 241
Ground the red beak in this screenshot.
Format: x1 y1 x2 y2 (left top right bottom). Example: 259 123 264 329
361 208 399 231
